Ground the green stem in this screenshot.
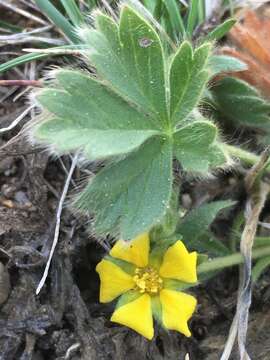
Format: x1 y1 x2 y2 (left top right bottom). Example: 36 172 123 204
228 0 234 16
229 211 244 252
153 0 163 20
197 0 205 24
198 245 270 274
222 143 261 166
254 236 270 247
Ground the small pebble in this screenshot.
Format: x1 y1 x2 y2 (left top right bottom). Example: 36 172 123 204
14 191 30 205
1 199 14 208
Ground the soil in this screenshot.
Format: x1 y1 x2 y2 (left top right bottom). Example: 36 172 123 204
1 5 270 360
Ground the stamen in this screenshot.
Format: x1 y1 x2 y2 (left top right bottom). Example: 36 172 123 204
133 267 163 294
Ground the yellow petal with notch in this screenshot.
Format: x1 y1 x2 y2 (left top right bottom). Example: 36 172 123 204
160 289 197 337
110 233 149 267
96 259 134 303
111 294 154 340
159 241 197 283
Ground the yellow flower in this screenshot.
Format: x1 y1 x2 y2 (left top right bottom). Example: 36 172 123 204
96 233 197 340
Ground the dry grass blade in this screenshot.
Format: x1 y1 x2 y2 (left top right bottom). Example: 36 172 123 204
0 0 48 25
2 25 53 36
0 105 34 134
100 0 118 21
221 148 270 360
221 316 238 360
64 343 81 359
36 153 79 295
238 184 270 359
0 25 64 46
0 35 64 46
17 0 41 12
23 48 83 55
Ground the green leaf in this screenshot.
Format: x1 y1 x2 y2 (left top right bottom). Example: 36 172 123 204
80 8 167 123
144 0 158 14
173 120 226 172
80 17 150 113
211 77 270 128
60 0 84 26
37 119 158 159
186 0 199 37
169 41 192 118
197 0 205 24
119 6 167 120
75 137 173 239
34 0 78 43
162 0 185 38
0 53 50 74
0 45 86 74
209 55 248 76
0 20 22 33
170 42 211 125
195 233 232 256
32 6 228 238
35 70 160 159
177 200 234 248
252 256 270 282
205 18 236 41
81 17 148 110
150 188 179 240
85 0 98 8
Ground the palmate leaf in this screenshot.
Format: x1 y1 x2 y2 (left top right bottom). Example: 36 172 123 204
176 200 235 255
33 5 228 239
173 121 226 172
209 55 248 77
75 137 172 238
211 77 270 129
36 70 159 159
79 8 168 123
170 41 211 125
205 18 236 41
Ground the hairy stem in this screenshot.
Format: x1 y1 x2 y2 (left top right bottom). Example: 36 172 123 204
198 245 270 274
223 143 261 166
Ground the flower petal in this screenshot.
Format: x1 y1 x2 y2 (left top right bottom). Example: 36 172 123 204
160 289 197 337
159 241 197 283
96 259 134 303
110 233 149 267
111 294 154 339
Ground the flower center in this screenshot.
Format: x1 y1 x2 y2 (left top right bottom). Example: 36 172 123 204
133 267 163 294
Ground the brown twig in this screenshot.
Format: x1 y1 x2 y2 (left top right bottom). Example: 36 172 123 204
0 80 43 88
